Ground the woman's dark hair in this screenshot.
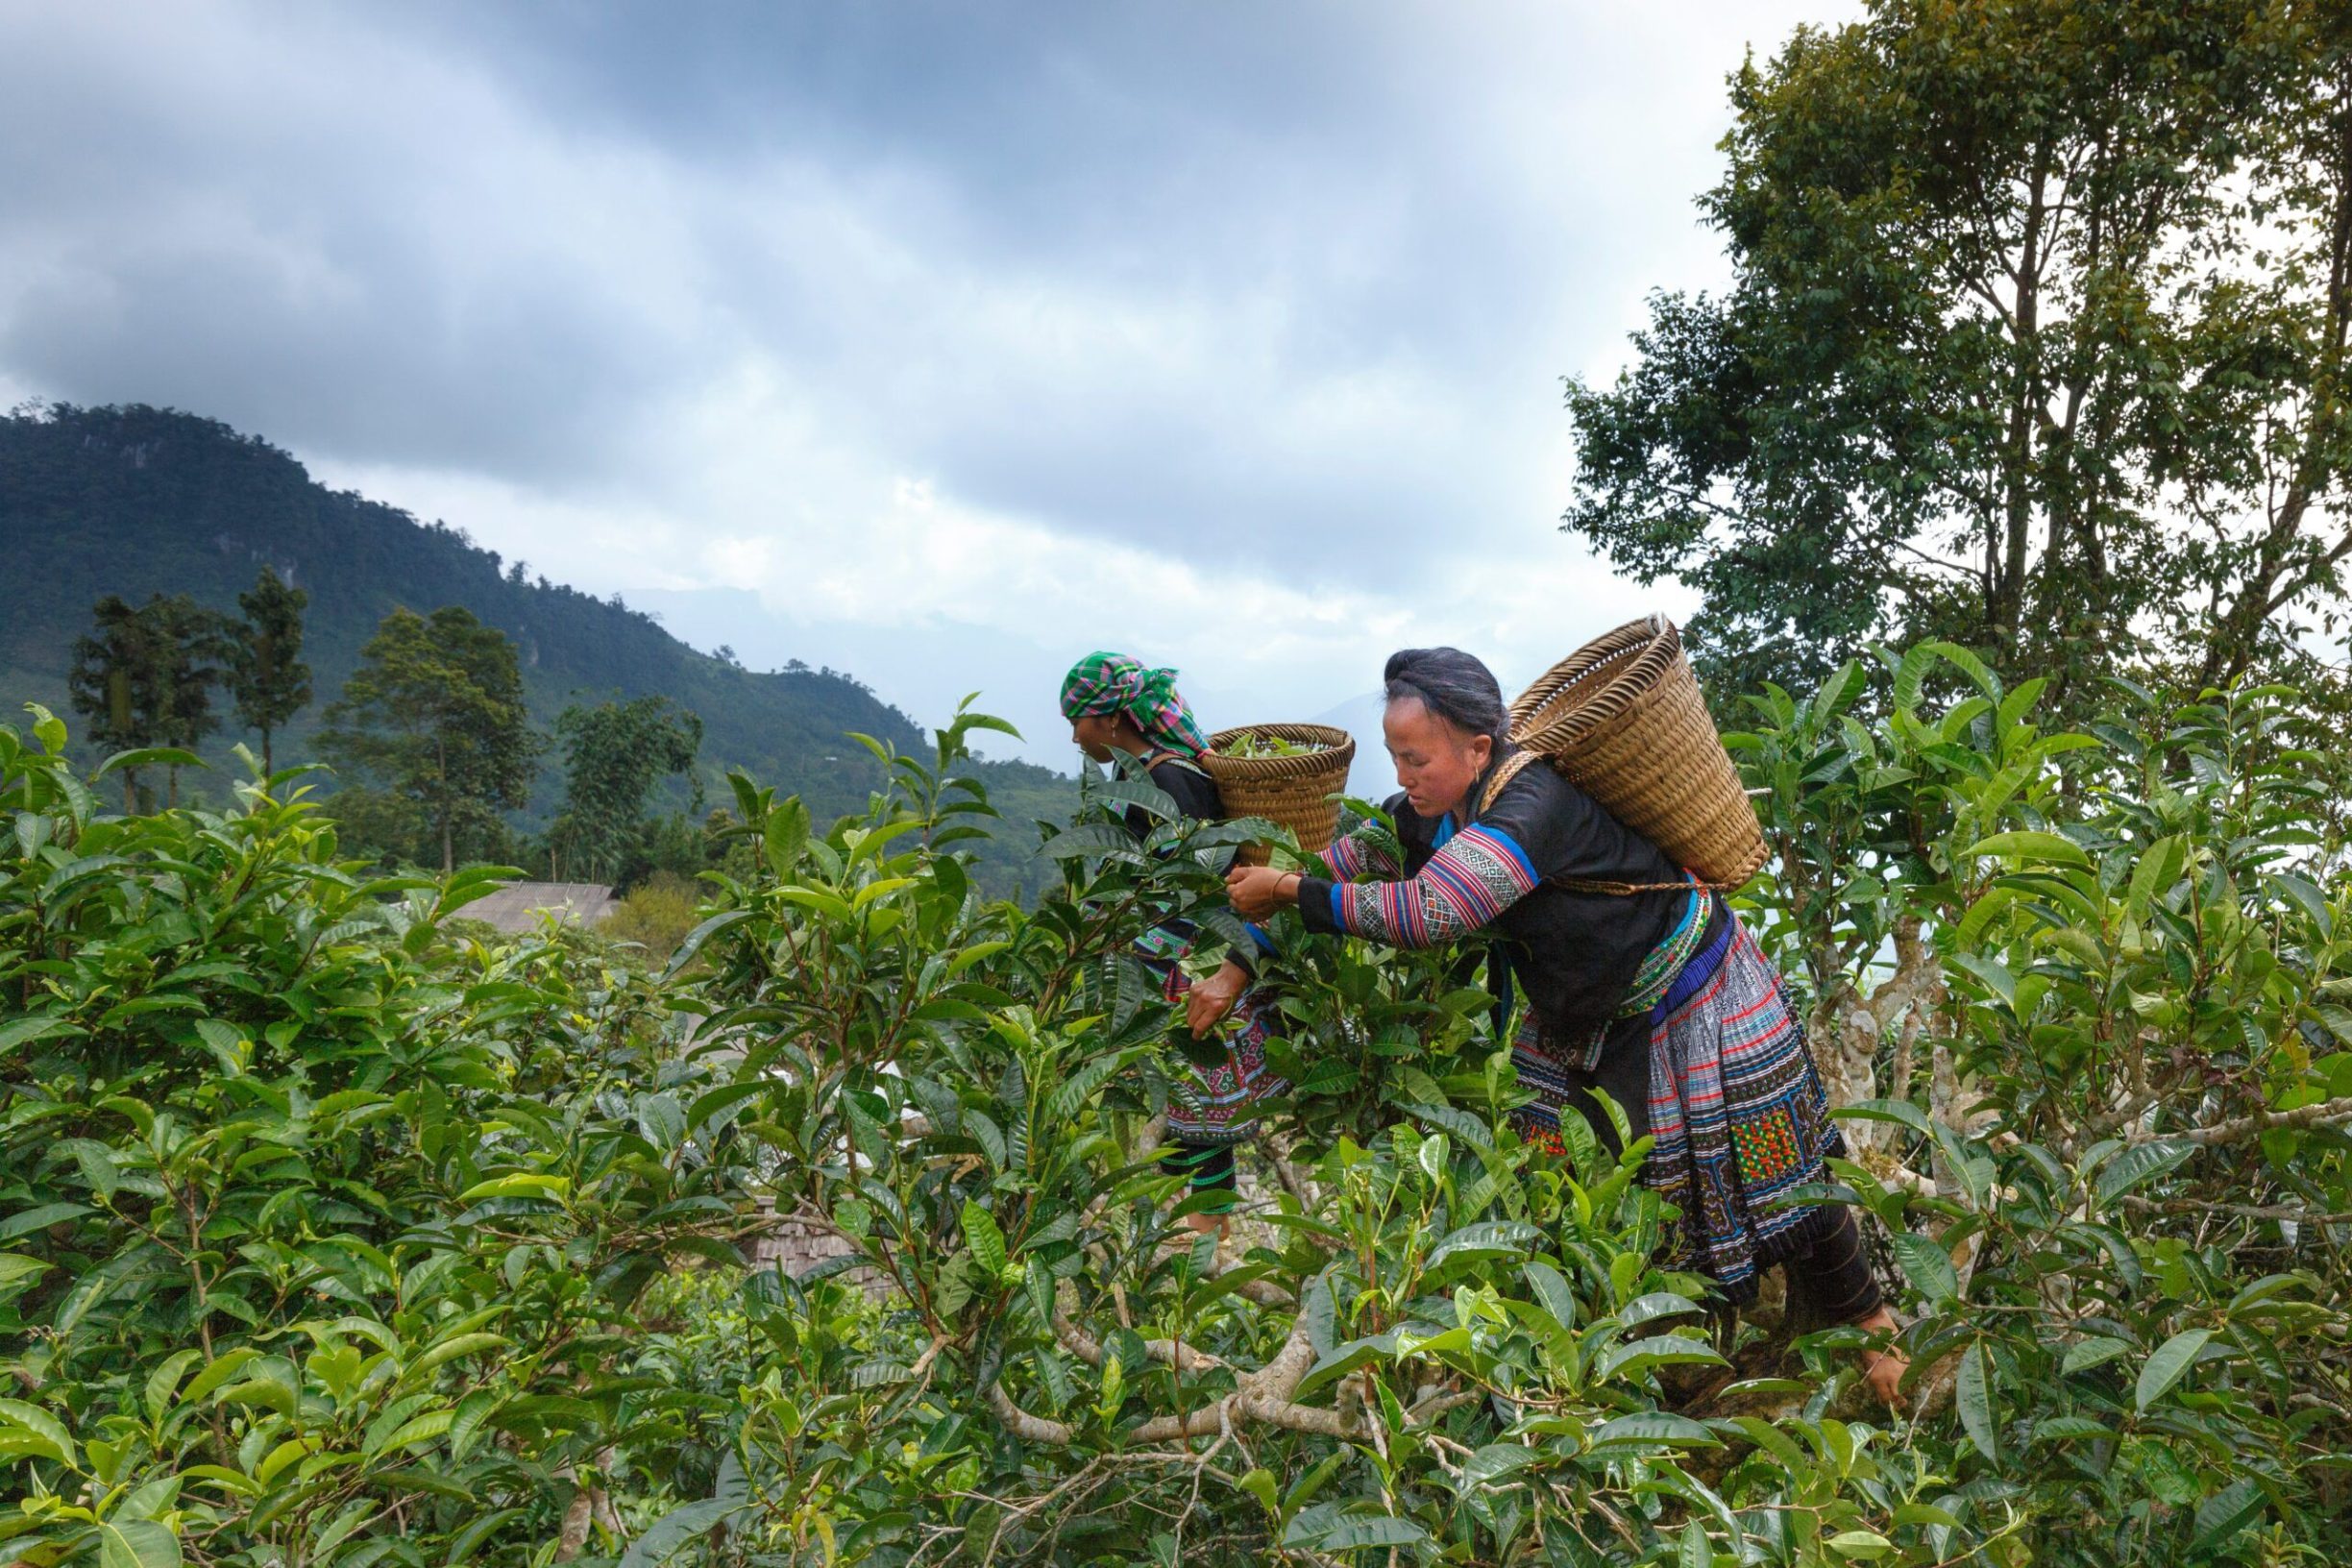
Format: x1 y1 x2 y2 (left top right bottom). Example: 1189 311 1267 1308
1383 647 1511 749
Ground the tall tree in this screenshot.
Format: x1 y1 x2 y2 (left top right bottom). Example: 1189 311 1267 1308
228 567 311 776
143 593 232 805
1564 0 2352 709
63 592 228 809
65 595 161 813
546 697 702 884
321 606 541 873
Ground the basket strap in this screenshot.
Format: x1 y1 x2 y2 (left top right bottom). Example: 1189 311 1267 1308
1550 874 1733 895
1475 750 1543 818
1138 748 1209 777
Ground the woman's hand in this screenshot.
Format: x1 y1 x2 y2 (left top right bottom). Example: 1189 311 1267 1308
1225 865 1301 920
1186 958 1248 1038
1852 1304 1911 1407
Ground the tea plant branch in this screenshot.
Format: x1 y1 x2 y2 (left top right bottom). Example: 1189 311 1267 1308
2133 1093 2352 1147
2119 1194 2352 1226
961 1450 1263 1568
1407 1387 1482 1425
1257 1128 1318 1211
986 1309 1362 1446
1052 1304 1230 1374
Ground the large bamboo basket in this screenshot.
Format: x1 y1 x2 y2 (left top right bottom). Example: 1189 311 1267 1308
1200 723 1358 868
1507 615 1768 888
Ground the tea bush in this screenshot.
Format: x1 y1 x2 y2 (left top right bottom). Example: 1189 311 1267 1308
0 720 760 1566
2 652 2348 1566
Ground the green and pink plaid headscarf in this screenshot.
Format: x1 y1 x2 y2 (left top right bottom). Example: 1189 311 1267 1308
1059 651 1209 759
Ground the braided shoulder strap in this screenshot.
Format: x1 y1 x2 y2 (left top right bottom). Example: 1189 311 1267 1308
1137 748 1210 777
1476 750 1543 816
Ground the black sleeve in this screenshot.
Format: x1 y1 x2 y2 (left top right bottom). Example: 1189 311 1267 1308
1147 758 1223 821
1138 757 1269 974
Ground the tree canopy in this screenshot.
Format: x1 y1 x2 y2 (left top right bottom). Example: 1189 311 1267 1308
64 594 162 812
547 695 703 887
321 605 541 873
1566 0 2352 710
227 566 311 776
64 592 229 809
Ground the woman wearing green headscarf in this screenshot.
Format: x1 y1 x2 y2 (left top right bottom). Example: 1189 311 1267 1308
1060 652 1286 1230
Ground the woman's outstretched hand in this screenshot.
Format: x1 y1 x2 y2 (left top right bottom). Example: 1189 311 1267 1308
1225 865 1300 920
1186 958 1248 1038
1853 1304 1911 1406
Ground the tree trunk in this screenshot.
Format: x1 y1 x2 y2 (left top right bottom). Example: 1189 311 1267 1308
1991 157 2050 656
123 770 137 816
261 727 273 778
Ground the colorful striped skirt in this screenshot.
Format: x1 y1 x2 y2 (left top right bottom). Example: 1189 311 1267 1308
1512 907 1843 1301
1133 935 1286 1213
1155 968 1285 1149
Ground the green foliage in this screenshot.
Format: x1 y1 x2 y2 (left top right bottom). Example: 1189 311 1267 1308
599 871 705 962
63 595 163 812
0 706 762 1567
547 697 702 888
64 594 231 811
227 567 311 777
1216 730 1331 760
7 647 2350 1566
1730 650 2352 1565
138 596 233 805
0 403 1073 888
321 606 543 874
1565 1 2352 712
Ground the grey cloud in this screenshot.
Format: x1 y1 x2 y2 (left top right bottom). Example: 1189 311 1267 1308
0 5 718 482
0 1 1840 582
2 237 694 482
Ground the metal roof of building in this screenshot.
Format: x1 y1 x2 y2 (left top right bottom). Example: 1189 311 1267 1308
459 882 618 934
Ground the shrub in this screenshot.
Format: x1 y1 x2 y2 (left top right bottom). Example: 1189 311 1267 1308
0 716 759 1567
4 656 2349 1567
600 870 704 964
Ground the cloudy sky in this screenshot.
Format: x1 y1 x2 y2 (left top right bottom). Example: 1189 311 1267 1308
0 0 1853 767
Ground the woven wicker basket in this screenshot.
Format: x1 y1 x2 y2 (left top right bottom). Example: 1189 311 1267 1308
1507 615 1768 888
1200 723 1358 868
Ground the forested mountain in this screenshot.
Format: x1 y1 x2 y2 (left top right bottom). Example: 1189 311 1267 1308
0 403 1071 859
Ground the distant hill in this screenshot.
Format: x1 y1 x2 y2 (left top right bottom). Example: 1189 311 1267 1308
0 404 1072 883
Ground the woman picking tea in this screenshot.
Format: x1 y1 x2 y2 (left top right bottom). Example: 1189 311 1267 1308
1224 646 1908 1403
1060 652 1285 1231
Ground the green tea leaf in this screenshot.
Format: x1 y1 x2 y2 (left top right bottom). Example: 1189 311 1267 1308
2135 1327 2213 1411
0 1398 76 1468
1890 1233 1960 1304
2060 1335 2133 1376
98 1519 181 1568
1956 1342 1998 1465
1963 829 2091 869
960 1200 1008 1278
2095 1139 2193 1207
